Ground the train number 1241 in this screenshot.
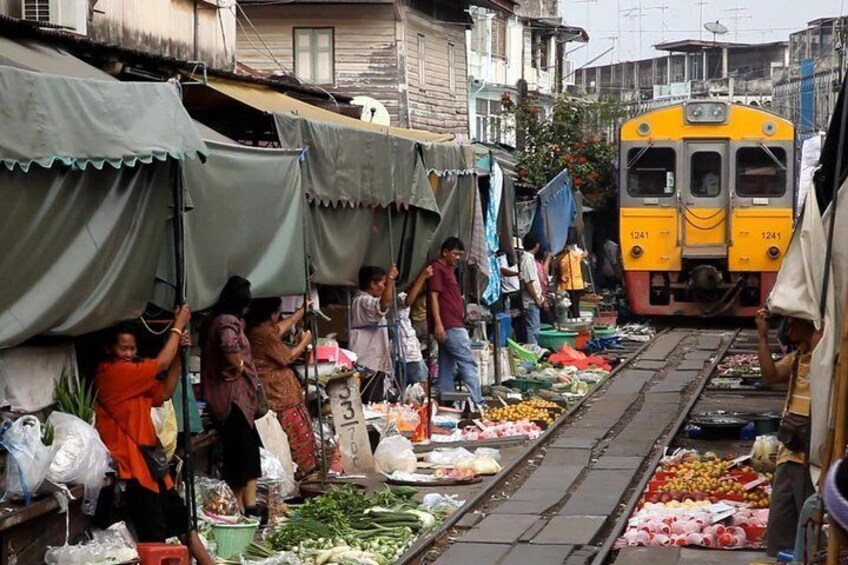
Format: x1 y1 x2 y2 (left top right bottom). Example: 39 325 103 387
761 231 781 240
630 231 649 240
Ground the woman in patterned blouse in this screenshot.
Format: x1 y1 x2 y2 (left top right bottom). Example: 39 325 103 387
246 297 316 477
200 276 262 516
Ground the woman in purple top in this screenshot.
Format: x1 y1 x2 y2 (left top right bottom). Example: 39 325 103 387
201 276 262 516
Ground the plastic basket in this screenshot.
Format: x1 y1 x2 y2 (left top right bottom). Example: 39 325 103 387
537 330 578 351
507 339 537 362
210 519 259 560
593 326 617 339
506 378 551 391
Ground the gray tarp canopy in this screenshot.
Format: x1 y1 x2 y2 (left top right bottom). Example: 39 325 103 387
0 66 206 172
155 140 307 310
0 65 208 348
273 114 481 287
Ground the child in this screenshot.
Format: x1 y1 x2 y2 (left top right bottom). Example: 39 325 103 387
397 265 434 392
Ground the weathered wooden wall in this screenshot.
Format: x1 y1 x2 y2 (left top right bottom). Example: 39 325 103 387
403 9 469 137
236 4 403 127
89 0 236 69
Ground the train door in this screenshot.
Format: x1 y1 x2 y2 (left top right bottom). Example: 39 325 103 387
681 142 729 259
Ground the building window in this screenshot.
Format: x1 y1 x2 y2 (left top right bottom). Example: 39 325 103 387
294 28 334 84
417 34 427 86
532 33 550 70
492 14 507 59
448 43 456 92
476 98 504 143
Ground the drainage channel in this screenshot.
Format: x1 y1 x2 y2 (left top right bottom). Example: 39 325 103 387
404 327 741 565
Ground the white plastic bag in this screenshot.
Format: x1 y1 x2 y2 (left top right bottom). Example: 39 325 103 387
150 400 178 460
46 411 111 515
255 411 296 480
424 448 475 466
44 521 138 564
0 415 52 503
374 434 417 474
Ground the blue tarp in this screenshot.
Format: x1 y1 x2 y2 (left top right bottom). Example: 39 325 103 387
532 169 576 254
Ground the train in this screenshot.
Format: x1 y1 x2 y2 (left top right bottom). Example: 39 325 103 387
618 101 795 317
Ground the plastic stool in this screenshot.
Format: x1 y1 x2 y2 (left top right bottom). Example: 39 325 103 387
137 543 189 565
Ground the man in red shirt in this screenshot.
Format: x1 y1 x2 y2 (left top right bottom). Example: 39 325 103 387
429 237 484 407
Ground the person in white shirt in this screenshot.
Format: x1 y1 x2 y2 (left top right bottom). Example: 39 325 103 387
349 265 398 374
519 233 547 345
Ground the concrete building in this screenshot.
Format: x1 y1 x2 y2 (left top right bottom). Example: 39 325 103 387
576 39 788 114
467 2 587 144
773 17 847 137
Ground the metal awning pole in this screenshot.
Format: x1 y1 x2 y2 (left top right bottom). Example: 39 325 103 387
300 162 327 482
172 164 196 534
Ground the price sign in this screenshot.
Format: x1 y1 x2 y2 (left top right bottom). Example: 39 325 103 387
327 374 374 473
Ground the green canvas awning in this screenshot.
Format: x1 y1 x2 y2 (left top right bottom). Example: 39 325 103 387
0 65 208 172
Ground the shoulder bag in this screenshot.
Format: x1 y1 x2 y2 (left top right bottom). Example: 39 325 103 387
776 353 811 454
101 402 170 480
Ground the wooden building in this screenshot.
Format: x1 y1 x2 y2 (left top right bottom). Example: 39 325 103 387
2 0 237 69
236 0 517 137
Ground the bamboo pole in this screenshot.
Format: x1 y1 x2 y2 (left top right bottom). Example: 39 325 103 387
824 292 848 564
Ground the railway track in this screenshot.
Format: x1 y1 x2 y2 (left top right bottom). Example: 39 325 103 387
398 324 779 565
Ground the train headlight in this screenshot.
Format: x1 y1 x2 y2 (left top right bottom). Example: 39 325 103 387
685 102 728 124
631 245 644 258
767 246 781 259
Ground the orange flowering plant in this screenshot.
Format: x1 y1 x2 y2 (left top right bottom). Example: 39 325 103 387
503 95 623 208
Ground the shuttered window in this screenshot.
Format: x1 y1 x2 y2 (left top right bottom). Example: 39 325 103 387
492 14 507 59
448 43 456 92
294 28 334 85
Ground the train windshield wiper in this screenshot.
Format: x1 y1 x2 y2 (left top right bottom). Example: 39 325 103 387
626 143 655 169
757 143 787 171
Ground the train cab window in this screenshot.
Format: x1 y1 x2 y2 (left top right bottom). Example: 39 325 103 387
736 146 787 197
627 147 676 197
690 152 722 197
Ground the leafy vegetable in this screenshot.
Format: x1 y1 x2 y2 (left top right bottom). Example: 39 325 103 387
54 370 96 424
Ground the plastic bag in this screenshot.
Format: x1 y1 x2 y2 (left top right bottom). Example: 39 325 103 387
0 415 53 504
44 522 138 564
195 476 239 517
150 400 178 460
374 434 417 474
475 448 502 462
257 478 293 529
260 447 287 480
421 493 465 514
404 383 427 406
424 448 475 466
241 553 302 565
46 411 111 515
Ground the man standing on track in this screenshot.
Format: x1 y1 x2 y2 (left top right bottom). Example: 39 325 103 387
756 309 820 557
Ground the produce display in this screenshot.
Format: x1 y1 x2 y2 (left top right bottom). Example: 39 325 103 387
711 354 764 389
486 401 559 426
644 453 771 508
619 451 772 550
265 485 443 564
432 420 544 442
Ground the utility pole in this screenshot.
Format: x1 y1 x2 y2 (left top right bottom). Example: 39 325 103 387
724 0 752 42
574 0 598 63
646 4 670 43
696 0 708 41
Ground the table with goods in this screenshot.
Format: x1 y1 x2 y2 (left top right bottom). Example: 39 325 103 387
618 450 773 550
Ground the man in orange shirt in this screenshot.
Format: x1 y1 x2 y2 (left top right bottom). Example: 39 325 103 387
96 305 213 565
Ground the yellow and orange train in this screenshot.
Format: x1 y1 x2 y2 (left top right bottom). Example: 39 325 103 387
619 101 795 317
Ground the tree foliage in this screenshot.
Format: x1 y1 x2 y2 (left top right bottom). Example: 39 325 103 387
503 94 624 208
